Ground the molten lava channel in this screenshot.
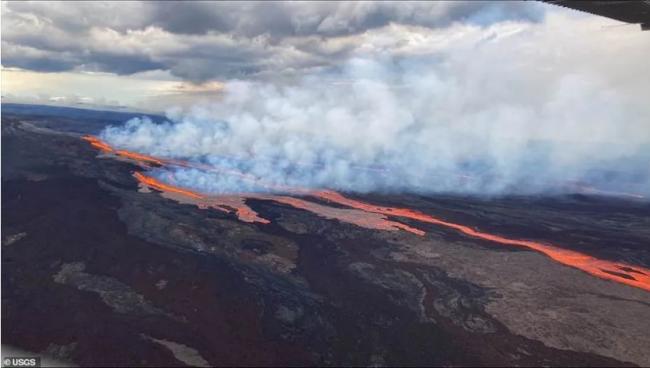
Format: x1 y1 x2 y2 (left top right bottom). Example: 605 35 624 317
133 172 203 199
84 135 650 292
312 190 650 292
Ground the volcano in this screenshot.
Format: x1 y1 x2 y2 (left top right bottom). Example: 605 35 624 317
3 106 650 367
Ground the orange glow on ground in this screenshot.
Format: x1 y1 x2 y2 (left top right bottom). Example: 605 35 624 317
116 150 165 166
313 190 650 292
210 196 270 224
234 205 272 224
131 171 419 231
133 172 269 224
133 172 203 199
84 136 650 292
83 136 165 166
81 136 282 191
269 195 426 235
82 135 114 153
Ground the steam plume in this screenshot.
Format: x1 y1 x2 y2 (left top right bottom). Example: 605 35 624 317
101 17 650 197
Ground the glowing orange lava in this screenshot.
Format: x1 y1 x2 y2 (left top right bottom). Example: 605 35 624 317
313 190 650 291
133 172 203 199
134 172 270 224
84 135 650 292
210 196 270 224
116 150 165 166
83 136 166 166
269 195 426 235
131 171 419 231
82 135 114 153
234 205 271 224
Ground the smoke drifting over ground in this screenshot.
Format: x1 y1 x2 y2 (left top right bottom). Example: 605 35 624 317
101 16 650 197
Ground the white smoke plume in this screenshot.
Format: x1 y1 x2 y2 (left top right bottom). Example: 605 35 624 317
101 15 650 197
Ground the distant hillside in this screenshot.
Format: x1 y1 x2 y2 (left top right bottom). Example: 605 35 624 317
1 103 165 124
1 103 167 134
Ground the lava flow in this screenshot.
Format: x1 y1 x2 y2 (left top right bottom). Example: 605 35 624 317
133 172 203 199
132 171 422 233
83 136 165 166
116 150 165 166
82 135 114 153
83 135 650 292
267 195 425 235
313 190 650 292
83 136 293 191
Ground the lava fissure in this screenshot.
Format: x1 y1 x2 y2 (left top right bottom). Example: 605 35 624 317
84 136 650 292
312 190 650 292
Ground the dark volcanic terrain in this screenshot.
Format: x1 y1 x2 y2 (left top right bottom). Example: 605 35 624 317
2 108 650 367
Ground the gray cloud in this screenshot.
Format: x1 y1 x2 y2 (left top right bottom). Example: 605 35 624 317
0 41 165 75
144 1 545 37
147 2 240 35
1 42 78 72
1 1 547 81
87 52 166 75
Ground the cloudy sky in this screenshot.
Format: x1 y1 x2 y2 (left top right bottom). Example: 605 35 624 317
1 1 647 112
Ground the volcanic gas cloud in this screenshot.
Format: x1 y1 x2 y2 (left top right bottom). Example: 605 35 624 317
84 136 650 292
98 56 650 198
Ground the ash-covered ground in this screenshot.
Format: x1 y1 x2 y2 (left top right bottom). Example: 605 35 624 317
2 107 650 367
